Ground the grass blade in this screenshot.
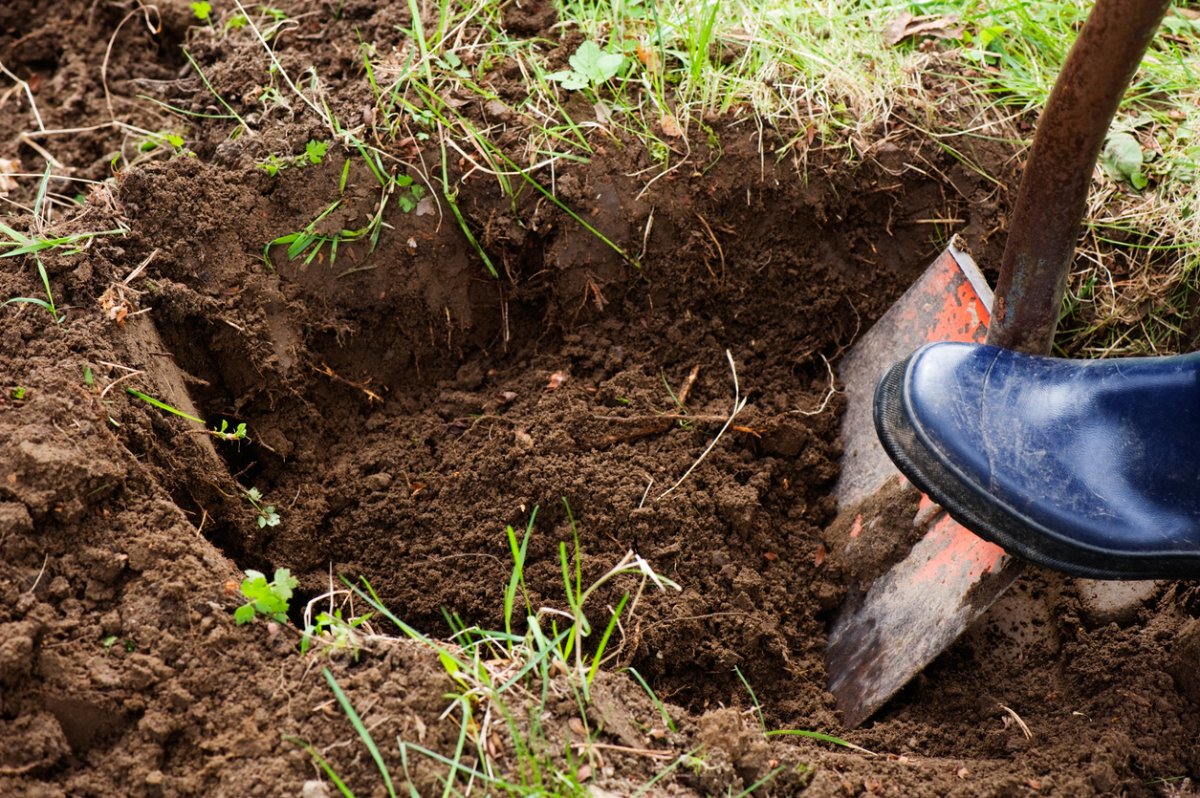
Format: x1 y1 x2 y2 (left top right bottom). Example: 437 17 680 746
285 735 358 798
126 388 204 424
323 668 398 798
766 728 877 756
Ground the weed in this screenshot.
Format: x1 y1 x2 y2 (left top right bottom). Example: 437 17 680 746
211 419 250 443
101 635 136 653
190 1 212 22
549 41 626 91
766 728 876 756
293 503 680 795
262 168 425 267
181 47 249 132
1101 130 1149 190
244 487 280 528
300 608 373 658
0 166 125 274
306 139 330 165
234 567 297 624
256 139 331 176
263 199 343 264
323 669 398 796
137 131 186 154
10 386 27 401
0 219 125 260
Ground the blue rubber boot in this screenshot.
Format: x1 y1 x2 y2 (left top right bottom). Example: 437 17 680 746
874 342 1200 579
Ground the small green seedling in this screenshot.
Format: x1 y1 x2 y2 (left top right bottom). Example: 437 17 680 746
100 635 135 652
191 1 212 21
257 139 331 176
393 173 426 213
234 567 297 624
548 41 626 90
256 154 288 177
244 487 280 528
300 609 373 657
305 139 329 165
10 387 27 401
211 419 249 442
138 131 185 154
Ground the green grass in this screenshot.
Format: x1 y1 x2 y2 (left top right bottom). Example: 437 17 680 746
2 165 127 322
161 0 1194 353
5 0 1198 351
291 503 689 796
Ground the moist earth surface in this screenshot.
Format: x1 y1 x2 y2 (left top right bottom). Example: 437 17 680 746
2 1 1198 796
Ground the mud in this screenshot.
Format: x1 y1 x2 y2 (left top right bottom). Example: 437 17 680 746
2 1 1198 796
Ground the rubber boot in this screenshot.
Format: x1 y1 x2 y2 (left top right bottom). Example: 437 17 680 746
873 341 1200 579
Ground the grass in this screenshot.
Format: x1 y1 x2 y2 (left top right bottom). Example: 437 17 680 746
3 1 1198 349
286 502 863 794
215 0 1199 352
1 165 126 323
288 503 697 796
94 0 1177 353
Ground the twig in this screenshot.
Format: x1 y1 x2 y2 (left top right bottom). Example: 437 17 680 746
15 134 61 168
21 554 48 596
583 365 702 447
0 61 45 130
99 369 145 399
792 354 839 416
124 247 158 284
695 213 726 283
999 704 1033 740
103 4 161 122
638 208 655 262
659 350 748 499
638 478 654 509
573 742 676 760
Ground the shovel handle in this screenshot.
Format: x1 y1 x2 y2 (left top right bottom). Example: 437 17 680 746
988 0 1170 355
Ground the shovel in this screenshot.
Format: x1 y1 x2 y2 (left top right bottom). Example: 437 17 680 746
825 0 1172 728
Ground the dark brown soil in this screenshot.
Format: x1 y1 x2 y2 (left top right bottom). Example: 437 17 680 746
2 1 1199 796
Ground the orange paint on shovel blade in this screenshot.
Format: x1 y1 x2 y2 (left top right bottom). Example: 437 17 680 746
912 513 1008 585
893 250 1005 578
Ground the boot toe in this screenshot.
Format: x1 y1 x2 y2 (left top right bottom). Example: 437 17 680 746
874 342 1200 579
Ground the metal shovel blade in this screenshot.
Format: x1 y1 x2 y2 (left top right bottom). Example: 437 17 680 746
826 242 1019 728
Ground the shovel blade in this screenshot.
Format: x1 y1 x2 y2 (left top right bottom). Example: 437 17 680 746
826 241 1016 727
835 243 991 511
827 509 1020 727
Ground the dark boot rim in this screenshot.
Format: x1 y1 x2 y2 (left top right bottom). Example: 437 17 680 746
873 355 1199 581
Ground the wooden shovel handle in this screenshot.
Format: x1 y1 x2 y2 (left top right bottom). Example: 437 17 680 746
988 0 1171 355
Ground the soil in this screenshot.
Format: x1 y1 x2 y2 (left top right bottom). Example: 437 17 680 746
2 1 1198 796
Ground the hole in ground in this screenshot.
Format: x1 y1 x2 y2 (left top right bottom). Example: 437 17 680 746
143 141 1005 727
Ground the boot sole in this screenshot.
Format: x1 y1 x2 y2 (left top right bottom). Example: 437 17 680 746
874 356 1194 581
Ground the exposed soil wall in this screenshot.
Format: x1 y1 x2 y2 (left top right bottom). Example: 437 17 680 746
2 1 1198 796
